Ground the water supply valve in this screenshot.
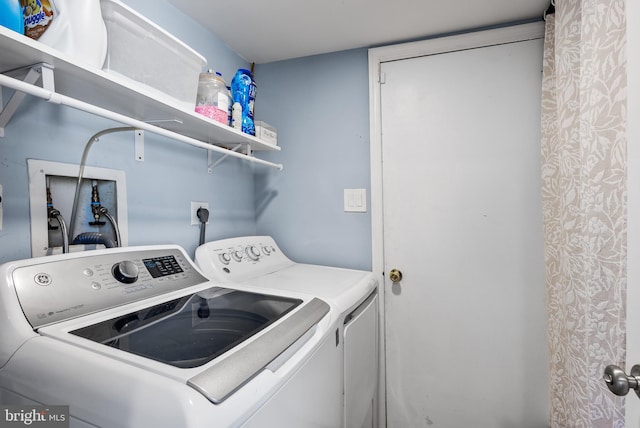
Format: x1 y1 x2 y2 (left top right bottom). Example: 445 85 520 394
46 187 58 230
89 182 106 226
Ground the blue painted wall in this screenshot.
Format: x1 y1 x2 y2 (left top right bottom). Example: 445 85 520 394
253 49 372 271
1 0 374 271
0 0 255 263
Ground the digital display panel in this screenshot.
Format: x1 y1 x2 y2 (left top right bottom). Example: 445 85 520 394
142 256 184 278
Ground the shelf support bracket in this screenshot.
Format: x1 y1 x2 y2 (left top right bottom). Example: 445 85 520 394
0 63 54 137
208 144 243 173
134 130 144 162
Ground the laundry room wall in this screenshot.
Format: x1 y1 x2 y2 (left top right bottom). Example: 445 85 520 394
0 0 256 263
253 49 373 271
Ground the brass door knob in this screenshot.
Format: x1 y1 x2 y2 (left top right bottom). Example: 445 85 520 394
389 269 403 283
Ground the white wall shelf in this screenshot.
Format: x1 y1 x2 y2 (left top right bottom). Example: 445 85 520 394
0 26 282 170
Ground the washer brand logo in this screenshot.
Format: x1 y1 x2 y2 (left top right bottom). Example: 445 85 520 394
0 406 68 428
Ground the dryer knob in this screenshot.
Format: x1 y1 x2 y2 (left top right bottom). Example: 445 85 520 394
218 253 232 265
112 261 139 284
246 245 261 261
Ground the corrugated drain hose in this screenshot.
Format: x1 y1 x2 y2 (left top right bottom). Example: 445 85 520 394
72 232 117 248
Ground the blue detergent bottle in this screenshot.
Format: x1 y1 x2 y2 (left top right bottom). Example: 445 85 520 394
0 0 24 34
231 69 256 136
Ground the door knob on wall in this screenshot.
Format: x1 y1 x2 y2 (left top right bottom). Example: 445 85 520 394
389 269 403 283
603 365 640 398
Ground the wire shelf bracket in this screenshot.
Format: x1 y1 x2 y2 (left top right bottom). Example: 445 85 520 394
0 62 54 137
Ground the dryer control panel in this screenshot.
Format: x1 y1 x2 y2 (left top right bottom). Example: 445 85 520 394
195 236 295 282
8 246 208 328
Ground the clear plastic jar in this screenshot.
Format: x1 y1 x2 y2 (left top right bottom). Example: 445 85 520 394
195 70 231 125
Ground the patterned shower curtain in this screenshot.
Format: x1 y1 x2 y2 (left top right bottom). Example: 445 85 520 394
540 1 627 426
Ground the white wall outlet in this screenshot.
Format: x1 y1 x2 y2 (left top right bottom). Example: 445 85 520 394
344 189 367 213
191 201 209 225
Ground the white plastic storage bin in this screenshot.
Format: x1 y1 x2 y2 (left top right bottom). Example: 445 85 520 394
99 0 206 110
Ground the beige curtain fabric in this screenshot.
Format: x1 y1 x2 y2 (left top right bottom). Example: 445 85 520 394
541 1 627 426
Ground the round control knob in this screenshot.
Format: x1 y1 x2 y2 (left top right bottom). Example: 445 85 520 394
218 253 231 265
246 245 261 261
232 250 243 262
112 261 139 284
262 246 272 256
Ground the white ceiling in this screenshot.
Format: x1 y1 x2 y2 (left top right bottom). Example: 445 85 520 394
169 0 549 64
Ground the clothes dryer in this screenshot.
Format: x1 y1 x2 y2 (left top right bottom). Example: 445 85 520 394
195 236 379 428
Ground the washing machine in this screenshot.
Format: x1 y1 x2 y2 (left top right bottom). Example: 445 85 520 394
0 245 343 428
195 236 379 428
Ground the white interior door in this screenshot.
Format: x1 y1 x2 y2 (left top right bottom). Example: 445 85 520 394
376 28 549 427
626 0 640 424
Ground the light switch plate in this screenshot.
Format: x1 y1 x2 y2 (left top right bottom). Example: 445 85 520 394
344 188 367 213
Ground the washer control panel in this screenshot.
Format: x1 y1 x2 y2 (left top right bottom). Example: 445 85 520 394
195 236 293 282
10 247 208 328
